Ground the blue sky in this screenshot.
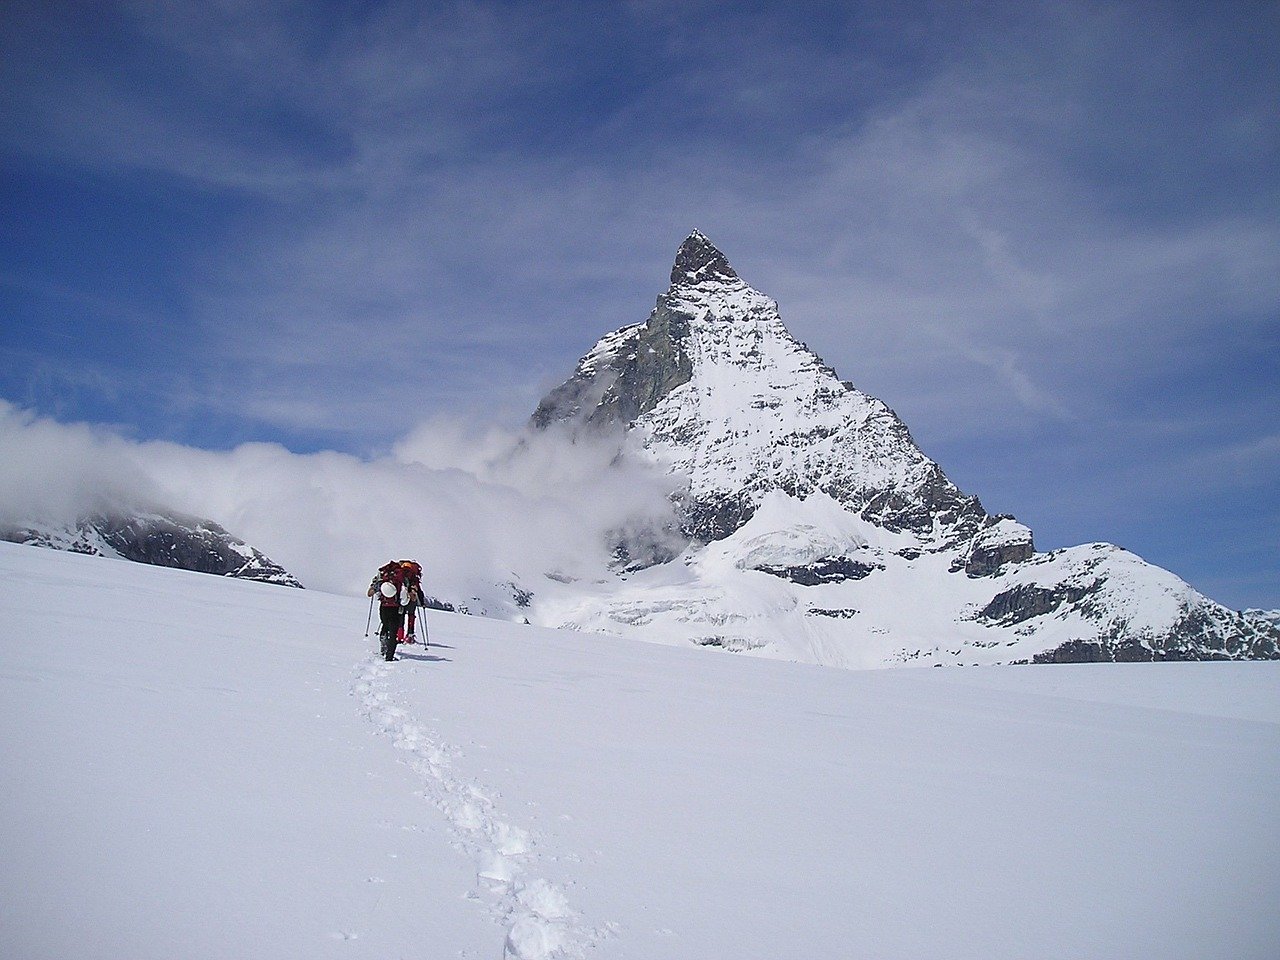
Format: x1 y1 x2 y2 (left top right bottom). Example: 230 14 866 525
2 0 1278 608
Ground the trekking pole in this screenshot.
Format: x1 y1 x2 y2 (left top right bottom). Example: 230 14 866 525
364 596 375 637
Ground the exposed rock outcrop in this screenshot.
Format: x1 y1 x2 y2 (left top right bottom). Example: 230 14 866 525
959 517 1036 577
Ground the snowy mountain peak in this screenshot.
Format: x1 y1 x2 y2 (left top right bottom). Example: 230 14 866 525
525 233 1280 667
670 230 739 287
536 233 987 545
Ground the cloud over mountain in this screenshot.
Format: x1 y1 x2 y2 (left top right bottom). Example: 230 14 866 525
0 400 680 604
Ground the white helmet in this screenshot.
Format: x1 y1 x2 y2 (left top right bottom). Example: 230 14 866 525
380 581 397 599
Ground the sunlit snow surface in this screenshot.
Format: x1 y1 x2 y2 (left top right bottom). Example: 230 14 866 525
1 542 1277 959
537 489 1218 667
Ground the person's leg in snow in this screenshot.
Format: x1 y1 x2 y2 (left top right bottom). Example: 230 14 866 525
378 605 400 661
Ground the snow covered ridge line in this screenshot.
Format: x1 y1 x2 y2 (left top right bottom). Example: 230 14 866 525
521 232 1280 666
352 659 611 959
1 510 302 587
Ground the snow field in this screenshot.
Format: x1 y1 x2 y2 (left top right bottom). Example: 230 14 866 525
353 658 607 958
2 540 1279 959
0 544 496 958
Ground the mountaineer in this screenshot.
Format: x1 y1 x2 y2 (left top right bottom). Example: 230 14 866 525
367 559 424 661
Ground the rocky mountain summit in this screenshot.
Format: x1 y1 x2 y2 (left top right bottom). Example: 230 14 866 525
2 510 301 588
535 231 992 547
528 231 1279 666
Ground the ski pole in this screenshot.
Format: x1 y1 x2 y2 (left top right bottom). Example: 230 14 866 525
364 595 375 637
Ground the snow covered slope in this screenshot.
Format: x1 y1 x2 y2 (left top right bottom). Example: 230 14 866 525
529 232 1280 665
2 541 1278 959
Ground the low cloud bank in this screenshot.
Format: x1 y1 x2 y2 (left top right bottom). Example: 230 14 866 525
0 405 164 522
0 401 683 604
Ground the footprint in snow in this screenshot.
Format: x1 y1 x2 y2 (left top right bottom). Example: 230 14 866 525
352 658 610 958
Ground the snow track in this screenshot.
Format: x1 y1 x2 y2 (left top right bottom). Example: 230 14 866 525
352 657 604 959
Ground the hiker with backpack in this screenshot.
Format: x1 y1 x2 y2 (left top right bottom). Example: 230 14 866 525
367 559 425 661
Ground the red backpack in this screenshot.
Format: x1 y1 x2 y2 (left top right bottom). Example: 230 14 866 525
397 560 422 595
375 559 422 602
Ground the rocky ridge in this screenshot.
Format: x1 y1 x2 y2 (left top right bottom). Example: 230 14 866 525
2 510 302 588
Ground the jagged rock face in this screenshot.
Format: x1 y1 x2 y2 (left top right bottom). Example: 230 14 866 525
959 517 1036 577
978 582 1101 626
756 556 882 585
531 307 693 431
670 228 738 285
534 231 987 547
1245 609 1280 627
1029 605 1280 663
2 511 302 587
961 544 1280 665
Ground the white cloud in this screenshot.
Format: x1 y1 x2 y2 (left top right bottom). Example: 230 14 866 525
0 402 162 522
0 401 682 604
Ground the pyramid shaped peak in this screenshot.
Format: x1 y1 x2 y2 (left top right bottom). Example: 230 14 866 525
670 229 738 287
